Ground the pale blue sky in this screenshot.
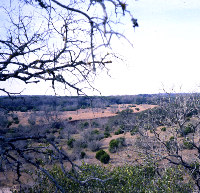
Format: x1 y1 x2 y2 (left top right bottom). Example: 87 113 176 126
94 0 200 95
1 0 200 96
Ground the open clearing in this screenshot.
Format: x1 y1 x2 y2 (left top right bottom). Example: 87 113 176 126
13 104 157 126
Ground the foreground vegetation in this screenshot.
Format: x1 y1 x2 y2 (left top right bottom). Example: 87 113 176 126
23 163 193 193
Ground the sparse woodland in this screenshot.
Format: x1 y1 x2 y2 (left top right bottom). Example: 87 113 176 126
0 94 199 192
0 0 199 192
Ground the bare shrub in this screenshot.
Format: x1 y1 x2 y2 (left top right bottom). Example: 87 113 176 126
135 136 152 150
82 129 104 142
73 138 88 149
88 141 102 152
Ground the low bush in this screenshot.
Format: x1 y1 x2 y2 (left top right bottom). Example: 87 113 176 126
165 136 177 151
91 121 99 128
13 116 19 124
96 149 106 160
95 150 110 164
109 139 119 153
100 153 110 164
91 129 100 135
7 121 13 128
81 121 89 128
105 126 110 132
130 126 139 135
161 127 166 131
52 122 63 129
182 125 194 136
80 151 86 159
135 108 140 111
104 131 111 138
183 139 193 149
109 137 126 153
114 128 124 135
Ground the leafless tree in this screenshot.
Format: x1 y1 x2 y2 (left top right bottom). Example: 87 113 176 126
0 0 138 191
136 93 200 191
0 0 138 95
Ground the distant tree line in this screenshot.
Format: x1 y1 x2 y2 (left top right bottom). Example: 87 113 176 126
0 94 160 112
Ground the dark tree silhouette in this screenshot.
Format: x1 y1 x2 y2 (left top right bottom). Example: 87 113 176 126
0 0 138 95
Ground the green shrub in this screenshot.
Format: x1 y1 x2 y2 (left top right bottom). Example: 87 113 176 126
91 129 100 135
95 150 110 164
35 158 45 166
7 121 13 128
114 128 124 135
96 149 106 160
104 131 111 138
183 139 193 149
100 153 110 164
161 127 166 131
109 137 125 153
130 126 138 135
119 109 133 116
46 149 53 154
68 117 72 120
13 116 19 124
80 151 86 159
182 125 194 136
67 138 76 148
135 108 140 111
92 121 99 127
105 126 110 132
165 136 177 151
52 122 63 129
120 125 125 130
109 139 119 153
81 121 89 128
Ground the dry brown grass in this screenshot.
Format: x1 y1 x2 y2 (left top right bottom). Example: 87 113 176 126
0 104 158 190
12 104 157 126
